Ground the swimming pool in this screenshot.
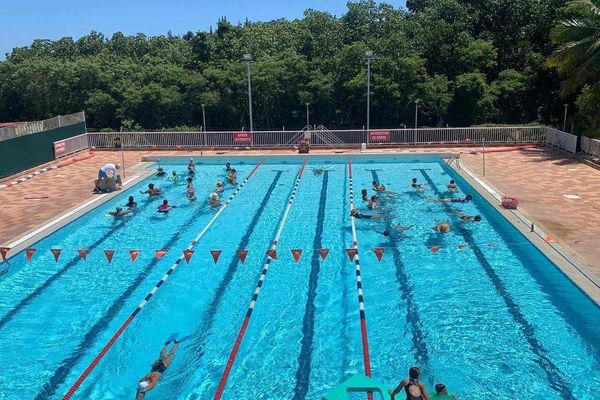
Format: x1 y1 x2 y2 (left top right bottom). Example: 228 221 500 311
1 155 599 400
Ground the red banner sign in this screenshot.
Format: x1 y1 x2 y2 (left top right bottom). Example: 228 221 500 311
369 130 390 142
233 132 253 143
54 140 66 157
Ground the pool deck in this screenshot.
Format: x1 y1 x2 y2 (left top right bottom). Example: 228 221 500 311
2 146 599 280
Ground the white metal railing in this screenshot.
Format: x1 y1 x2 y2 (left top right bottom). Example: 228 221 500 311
0 111 86 142
546 127 578 153
87 126 546 149
581 135 600 158
53 133 90 158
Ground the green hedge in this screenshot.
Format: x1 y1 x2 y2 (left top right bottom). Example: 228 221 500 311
0 122 86 178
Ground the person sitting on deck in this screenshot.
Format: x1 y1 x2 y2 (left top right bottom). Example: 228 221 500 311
135 339 179 400
298 138 310 154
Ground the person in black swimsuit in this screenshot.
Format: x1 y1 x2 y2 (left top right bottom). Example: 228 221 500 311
136 340 179 399
427 194 472 203
389 366 430 400
350 208 389 220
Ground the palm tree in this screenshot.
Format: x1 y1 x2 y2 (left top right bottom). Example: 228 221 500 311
547 0 600 95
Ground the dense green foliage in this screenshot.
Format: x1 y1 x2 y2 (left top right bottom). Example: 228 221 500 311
0 0 592 132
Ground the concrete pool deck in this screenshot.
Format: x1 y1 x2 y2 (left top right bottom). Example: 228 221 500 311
2 146 599 281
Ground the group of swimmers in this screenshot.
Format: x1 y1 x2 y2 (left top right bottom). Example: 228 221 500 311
350 178 481 235
108 160 239 218
389 366 460 400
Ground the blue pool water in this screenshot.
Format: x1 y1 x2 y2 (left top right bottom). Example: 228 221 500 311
1 156 599 400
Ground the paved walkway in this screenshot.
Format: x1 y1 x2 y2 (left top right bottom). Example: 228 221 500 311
1 147 599 277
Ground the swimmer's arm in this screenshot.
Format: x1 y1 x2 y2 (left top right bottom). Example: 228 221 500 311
389 378 409 396
145 378 158 391
420 382 430 400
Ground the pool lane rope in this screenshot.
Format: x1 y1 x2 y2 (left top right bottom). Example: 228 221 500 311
62 161 263 400
213 160 307 400
347 160 374 396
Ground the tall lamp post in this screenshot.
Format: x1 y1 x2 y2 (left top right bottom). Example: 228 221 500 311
413 99 420 144
305 102 310 127
563 104 569 131
243 54 254 133
365 50 373 138
201 103 207 154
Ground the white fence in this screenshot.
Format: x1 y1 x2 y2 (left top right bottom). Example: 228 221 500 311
53 133 90 158
581 135 600 158
546 127 578 153
87 126 546 149
0 111 86 142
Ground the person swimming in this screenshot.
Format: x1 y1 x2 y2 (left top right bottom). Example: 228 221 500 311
373 180 398 195
431 383 459 399
227 168 237 184
140 183 161 196
124 196 137 209
311 166 333 176
388 366 429 400
187 158 196 175
135 338 180 400
455 212 482 222
446 180 458 192
224 162 232 172
411 177 426 193
157 199 176 213
434 221 451 233
368 195 390 210
376 224 413 239
169 170 179 182
108 206 132 218
209 192 221 207
428 194 472 203
361 189 369 202
186 177 196 201
156 167 167 177
214 180 224 193
350 208 389 220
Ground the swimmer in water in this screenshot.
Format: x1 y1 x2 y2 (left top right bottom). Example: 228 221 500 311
214 180 224 193
226 168 237 185
157 199 176 213
224 162 232 172
140 183 161 197
372 180 398 196
428 194 472 203
410 177 426 193
209 192 221 207
124 196 137 209
368 195 391 211
156 167 167 177
389 367 429 400
454 212 482 222
135 339 180 400
350 208 389 220
169 170 180 182
361 189 370 202
108 206 132 218
376 224 413 239
434 221 451 233
186 177 196 201
311 166 333 176
446 180 458 192
187 158 196 175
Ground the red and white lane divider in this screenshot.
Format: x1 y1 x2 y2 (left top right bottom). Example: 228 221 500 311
347 160 373 394
62 161 263 400
213 160 307 400
0 153 95 190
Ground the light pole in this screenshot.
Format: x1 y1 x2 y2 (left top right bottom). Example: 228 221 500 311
563 104 568 131
201 103 207 154
413 99 420 144
305 102 310 127
243 54 254 132
365 50 373 137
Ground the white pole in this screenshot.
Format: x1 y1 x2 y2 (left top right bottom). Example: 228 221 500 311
306 103 310 127
413 100 419 144
563 104 568 131
120 143 126 180
201 104 206 156
246 61 253 133
482 136 486 177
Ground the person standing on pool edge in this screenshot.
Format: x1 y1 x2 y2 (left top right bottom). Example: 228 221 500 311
389 367 430 400
136 339 179 399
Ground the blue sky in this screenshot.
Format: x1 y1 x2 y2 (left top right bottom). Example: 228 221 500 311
2 0 406 58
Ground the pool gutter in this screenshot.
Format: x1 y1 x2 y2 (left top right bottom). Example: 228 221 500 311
448 158 600 306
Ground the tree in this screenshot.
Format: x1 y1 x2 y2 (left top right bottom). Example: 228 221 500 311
547 0 600 94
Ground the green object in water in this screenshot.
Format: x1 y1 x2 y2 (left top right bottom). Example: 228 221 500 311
323 373 392 400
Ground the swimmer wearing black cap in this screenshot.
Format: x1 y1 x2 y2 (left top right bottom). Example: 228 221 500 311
350 208 389 220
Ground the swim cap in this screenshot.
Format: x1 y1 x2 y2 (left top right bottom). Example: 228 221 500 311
138 380 150 391
210 192 218 200
216 181 222 186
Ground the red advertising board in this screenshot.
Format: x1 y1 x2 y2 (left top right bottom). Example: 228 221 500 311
369 130 390 142
233 132 253 143
54 140 66 157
